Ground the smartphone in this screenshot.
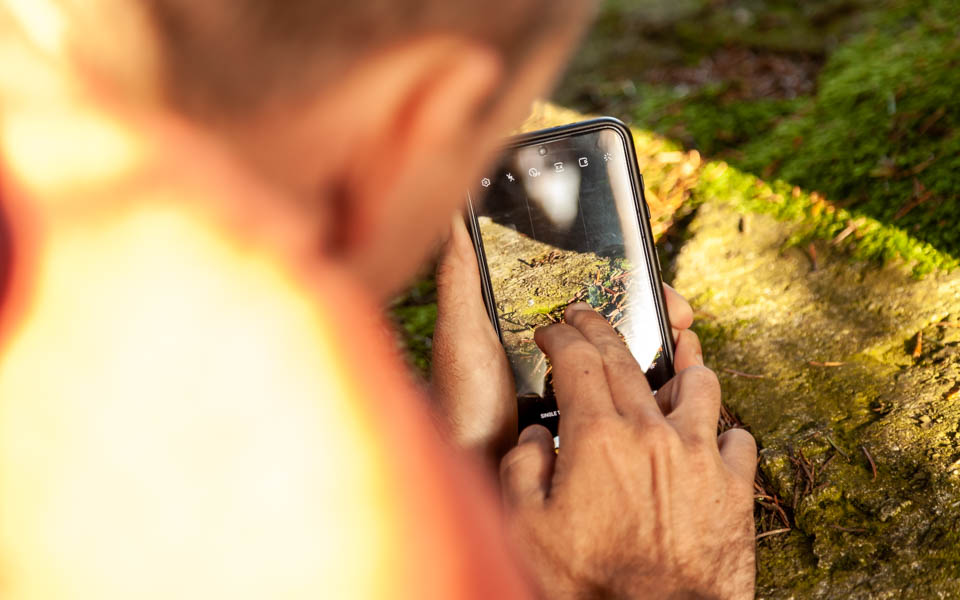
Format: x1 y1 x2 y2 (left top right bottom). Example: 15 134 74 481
467 118 675 438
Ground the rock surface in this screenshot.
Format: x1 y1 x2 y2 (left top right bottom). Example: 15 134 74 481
672 201 960 598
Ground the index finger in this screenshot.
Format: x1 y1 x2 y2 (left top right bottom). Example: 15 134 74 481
562 303 662 423
435 214 488 327
534 323 617 439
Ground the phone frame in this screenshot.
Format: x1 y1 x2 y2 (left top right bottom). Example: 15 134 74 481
466 117 676 383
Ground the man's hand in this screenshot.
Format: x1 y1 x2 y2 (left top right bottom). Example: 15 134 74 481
431 215 696 468
501 303 757 599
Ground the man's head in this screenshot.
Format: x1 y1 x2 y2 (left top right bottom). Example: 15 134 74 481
153 0 594 299
16 0 592 299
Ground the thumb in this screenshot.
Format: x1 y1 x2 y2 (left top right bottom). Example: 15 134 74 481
435 213 487 322
500 425 556 508
432 211 502 391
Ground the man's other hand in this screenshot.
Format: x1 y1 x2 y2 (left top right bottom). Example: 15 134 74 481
501 303 757 599
430 214 696 469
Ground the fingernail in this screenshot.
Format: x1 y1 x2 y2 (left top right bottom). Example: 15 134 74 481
567 302 593 313
695 350 704 366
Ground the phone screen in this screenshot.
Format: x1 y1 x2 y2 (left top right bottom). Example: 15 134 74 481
470 124 673 436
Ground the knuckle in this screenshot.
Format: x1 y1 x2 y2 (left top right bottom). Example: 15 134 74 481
499 445 535 480
532 324 560 350
641 420 680 449
596 348 633 376
595 338 632 363
565 307 601 329
533 322 559 340
687 441 722 478
579 415 623 441
678 366 722 409
737 427 759 454
684 430 715 453
723 427 759 456
683 365 721 390
680 328 702 349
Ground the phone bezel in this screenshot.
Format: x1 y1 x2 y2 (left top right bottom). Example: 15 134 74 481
466 117 676 384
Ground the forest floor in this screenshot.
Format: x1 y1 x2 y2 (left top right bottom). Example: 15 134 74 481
393 1 960 596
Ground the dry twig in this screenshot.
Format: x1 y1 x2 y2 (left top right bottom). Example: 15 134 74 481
723 368 767 379
821 452 837 472
756 528 791 541
894 179 935 221
807 243 819 271
861 445 878 481
947 384 960 402
831 219 865 246
824 435 849 460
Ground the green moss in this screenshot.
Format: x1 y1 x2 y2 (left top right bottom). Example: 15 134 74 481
520 301 566 318
732 0 960 257
690 318 729 351
390 276 438 375
690 162 959 276
557 0 960 273
391 303 437 375
756 531 820 595
673 199 960 597
629 84 810 159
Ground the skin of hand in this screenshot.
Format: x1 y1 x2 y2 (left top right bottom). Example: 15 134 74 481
501 304 757 599
430 215 697 468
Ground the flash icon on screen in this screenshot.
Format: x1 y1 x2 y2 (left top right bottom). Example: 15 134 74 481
506 172 516 182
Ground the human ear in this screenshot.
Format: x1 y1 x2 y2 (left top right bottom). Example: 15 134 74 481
316 36 508 296
336 35 506 237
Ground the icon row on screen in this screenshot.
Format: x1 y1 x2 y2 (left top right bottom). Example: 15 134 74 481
481 157 592 187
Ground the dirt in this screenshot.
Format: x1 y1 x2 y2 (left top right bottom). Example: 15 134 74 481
643 47 822 101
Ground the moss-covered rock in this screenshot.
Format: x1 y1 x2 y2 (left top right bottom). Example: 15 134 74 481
562 0 960 258
672 201 960 598
735 0 960 257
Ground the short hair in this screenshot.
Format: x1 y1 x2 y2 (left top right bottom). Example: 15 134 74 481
145 0 583 119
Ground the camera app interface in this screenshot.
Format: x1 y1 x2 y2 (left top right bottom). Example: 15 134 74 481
473 127 672 436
